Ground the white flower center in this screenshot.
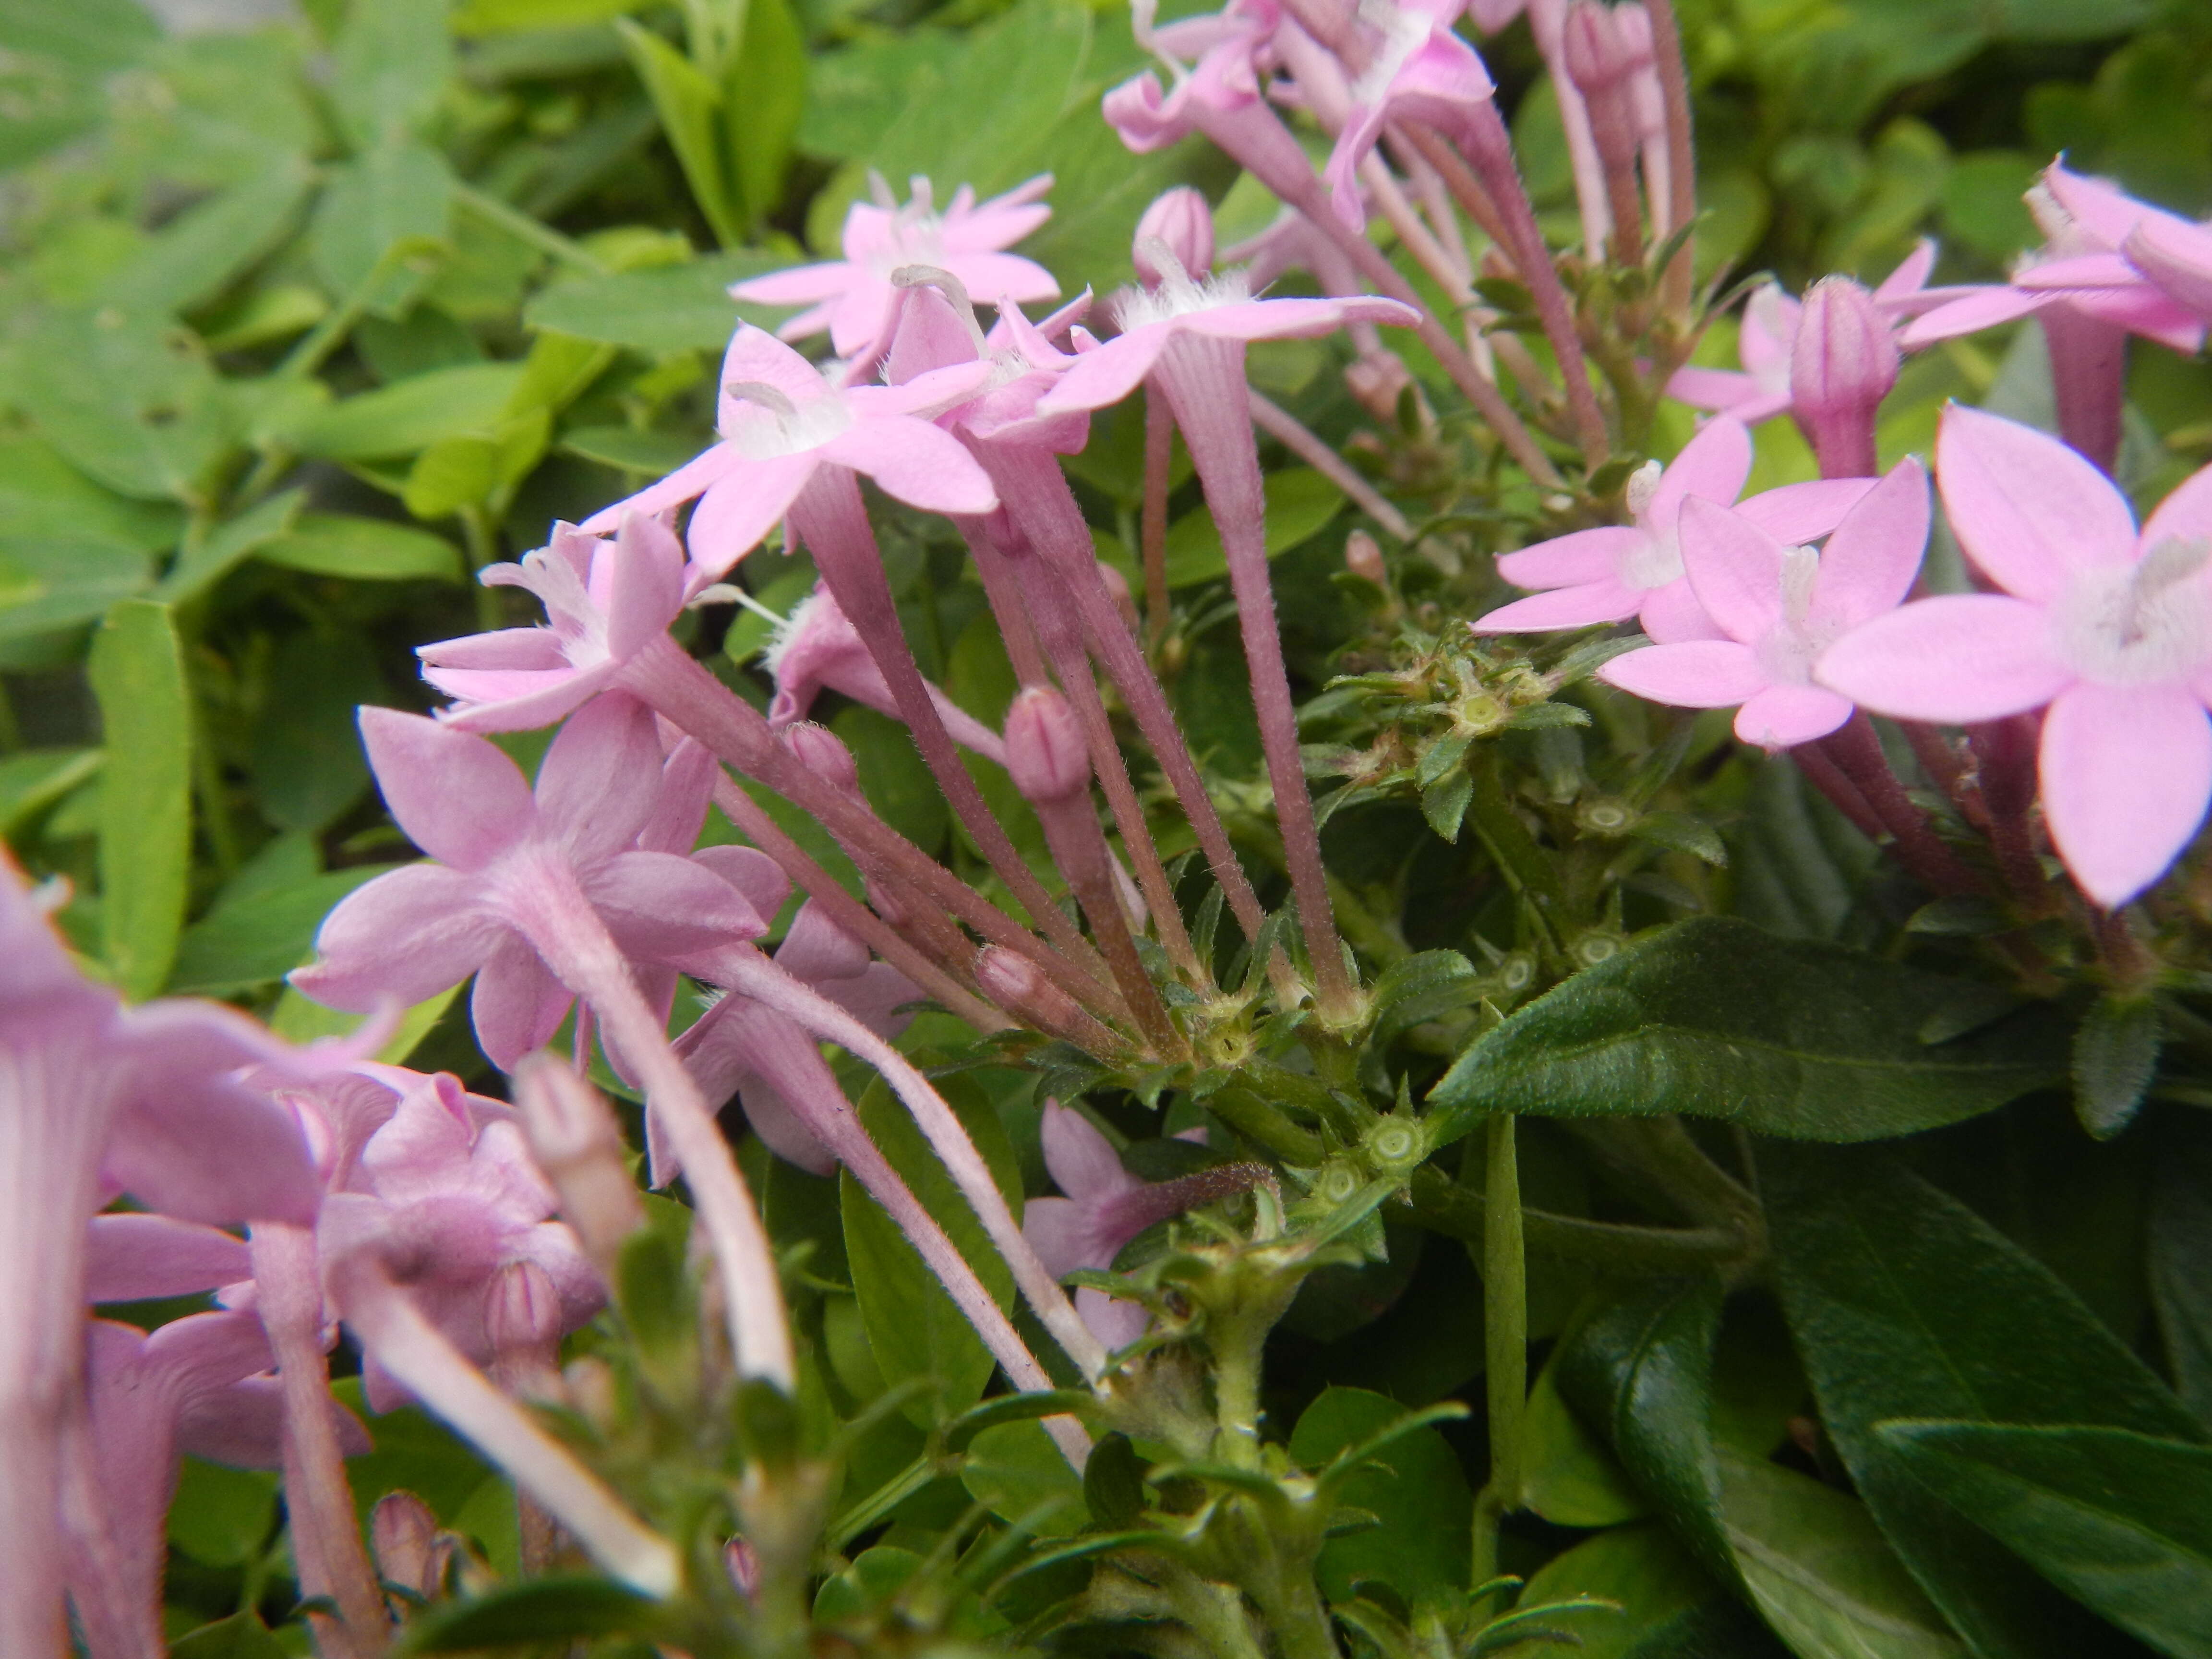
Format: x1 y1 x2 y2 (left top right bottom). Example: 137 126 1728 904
2053 537 2212 686
1349 0 1428 106
1116 263 1256 329
721 379 854 460
1754 546 1830 685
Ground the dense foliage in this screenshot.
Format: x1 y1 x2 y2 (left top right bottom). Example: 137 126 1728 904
4 0 2212 1655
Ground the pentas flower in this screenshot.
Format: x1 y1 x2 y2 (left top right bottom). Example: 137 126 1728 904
294 693 767 1068
579 325 998 578
764 584 1007 762
1904 166 2206 357
1318 0 1496 230
1474 415 1875 642
313 1068 601 1411
1599 457 1929 748
730 175 1059 359
418 515 687 734
1817 406 2212 907
2121 213 2212 324
1105 0 1278 154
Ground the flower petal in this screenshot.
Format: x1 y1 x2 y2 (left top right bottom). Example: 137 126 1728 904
471 936 573 1071
1936 404 2140 600
1040 1099 1139 1206
535 692 663 864
692 844 792 922
294 864 503 1012
1814 594 2070 721
1037 325 1172 414
2126 216 2212 324
1472 581 1642 633
106 1077 321 1226
1811 456 1928 630
2040 681 2212 907
685 455 816 580
821 417 998 515
577 442 737 534
605 512 688 660
360 709 536 869
1598 640 1768 709
2140 457 2212 551
1494 527 1642 589
583 850 768 964
1734 685 1854 749
1650 415 1753 526
86 1213 252 1303
1678 498 1784 643
1735 478 1877 543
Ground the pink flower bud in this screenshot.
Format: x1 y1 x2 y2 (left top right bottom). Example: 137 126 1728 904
1561 1 1639 94
485 1259 563 1355
1004 687 1090 803
1789 276 1899 480
975 944 1086 1036
1096 562 1140 634
513 1057 643 1279
724 1536 760 1600
781 721 862 796
1345 529 1386 587
371 1491 443 1601
1134 188 1216 286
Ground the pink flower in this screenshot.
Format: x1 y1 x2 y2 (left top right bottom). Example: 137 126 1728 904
418 515 688 734
1903 165 2207 357
1817 405 2212 907
731 176 1059 358
1599 457 1929 747
1103 0 1279 154
293 694 768 1067
763 584 1007 762
579 325 998 577
1134 187 1216 285
2122 213 2212 324
1474 415 1876 641
1319 0 1496 230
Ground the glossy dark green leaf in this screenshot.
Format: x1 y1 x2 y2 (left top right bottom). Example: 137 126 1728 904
1515 1522 1716 1659
2149 1115 2212 1423
841 1073 1021 1426
1429 918 2064 1145
2072 994 2162 1140
397 1577 666 1651
1523 1359 1649 1528
1765 1144 2204 1659
1288 1385 1471 1605
90 600 192 1000
1880 1421 2212 1659
1626 1598 1795 1659
962 1419 1087 1537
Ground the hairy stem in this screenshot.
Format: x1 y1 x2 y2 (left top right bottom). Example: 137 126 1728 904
1470 1114 1526 1588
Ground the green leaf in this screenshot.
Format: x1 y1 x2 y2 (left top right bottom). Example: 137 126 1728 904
0 434 183 554
168 866 398 995
1878 1421 2212 1659
310 142 455 319
452 0 649 31
1164 468 1345 589
561 425 708 475
617 19 740 247
250 626 383 831
2150 1116 2212 1423
254 513 464 582
1764 1144 2206 1659
397 1577 666 1651
0 748 100 837
2072 993 2161 1140
89 600 192 1001
525 249 787 352
17 307 235 502
270 983 457 1065
329 1376 496 1525
154 488 304 603
1288 1385 1471 1605
168 1613 286 1659
289 365 527 461
724 0 805 228
1524 1359 1650 1528
840 1073 1021 1427
1427 917 2065 1146
0 0 160 72
166 1457 277 1567
98 159 315 318
0 538 155 641
1516 1523 1714 1659
1368 949 1486 1050
962 1419 1087 1537
329 0 454 151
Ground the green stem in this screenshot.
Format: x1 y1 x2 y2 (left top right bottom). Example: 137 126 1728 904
1471 1114 1526 1588
451 180 610 275
1561 1118 1759 1234
460 507 504 631
1212 1311 1268 1472
1405 1166 1747 1272
1208 1085 1325 1166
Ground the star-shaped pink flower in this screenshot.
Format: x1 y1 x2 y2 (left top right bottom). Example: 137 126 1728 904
1319 0 1496 231
579 325 998 578
732 176 1059 359
1599 456 1929 747
1474 415 1876 641
1817 405 2212 907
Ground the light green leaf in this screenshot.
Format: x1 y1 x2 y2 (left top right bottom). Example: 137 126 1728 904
330 0 454 150
289 364 528 461
562 425 708 474
168 866 399 996
1524 1361 1650 1528
1427 917 2066 1145
1516 1523 1714 1659
90 600 192 1000
1289 1385 1472 1605
310 142 455 319
254 513 464 582
725 0 805 228
618 19 739 247
17 308 235 502
154 488 304 603
961 1420 1087 1537
1878 1421 2212 1659
524 248 787 352
98 159 315 318
0 0 159 71
270 983 459 1065
1165 468 1345 589
0 539 156 641
452 0 649 33
166 1458 277 1568
0 435 183 555
0 749 100 837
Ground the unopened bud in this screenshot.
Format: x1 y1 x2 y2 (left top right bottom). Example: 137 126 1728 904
781 721 862 797
1097 562 1141 635
1789 277 1898 480
513 1056 644 1279
1004 687 1090 803
724 1536 760 1600
1561 0 1639 94
371 1491 442 1601
1345 353 1414 423
1133 188 1215 287
485 1259 563 1354
1345 529 1386 587
976 944 1087 1036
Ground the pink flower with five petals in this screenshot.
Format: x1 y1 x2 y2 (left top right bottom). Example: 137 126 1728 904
1817 405 2212 907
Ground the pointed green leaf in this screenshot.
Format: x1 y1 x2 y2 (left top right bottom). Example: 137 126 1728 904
962 1419 1087 1537
254 514 463 583
396 1577 666 1651
724 0 805 227
618 20 739 246
1289 1385 1472 1605
2072 993 2161 1140
330 0 453 150
90 600 192 1000
310 142 454 319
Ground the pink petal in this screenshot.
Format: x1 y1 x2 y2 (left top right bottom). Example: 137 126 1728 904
1666 367 1758 411
1040 1100 1139 1205
827 280 900 360
1875 240 1937 302
2140 458 2212 551
295 864 503 1011
2042 165 2160 250
1900 287 2048 348
1599 640 1768 708
107 1077 321 1226
534 693 663 863
729 261 859 305
359 709 536 870
2040 681 2212 907
1638 579 1727 643
863 359 997 421
1736 478 1877 543
1937 404 2140 601
1734 685 1854 749
471 936 572 1070
636 738 718 856
577 442 737 534
2067 287 2206 354
1022 1195 1098 1277
1076 1284 1149 1350
605 513 687 659
1811 456 1928 630
1814 594 2070 721
686 455 816 580
1495 527 1642 589
2126 216 2212 323
1678 498 1784 642
719 325 840 411
772 899 868 985
820 961 921 1044
1037 325 1172 414
944 252 1060 308
1472 581 1642 632
1652 416 1755 526
821 417 998 515
2015 252 2140 291
428 665 609 734
417 627 568 673
692 844 792 921
582 850 768 964
86 1213 252 1302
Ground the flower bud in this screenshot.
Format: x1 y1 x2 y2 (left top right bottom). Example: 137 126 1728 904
1097 561 1141 635
1561 0 1639 95
513 1056 644 1280
1133 188 1215 287
1004 686 1090 804
371 1491 445 1602
1789 276 1899 480
1345 529 1386 587
781 720 862 796
485 1259 562 1354
976 944 1086 1036
724 1536 761 1601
